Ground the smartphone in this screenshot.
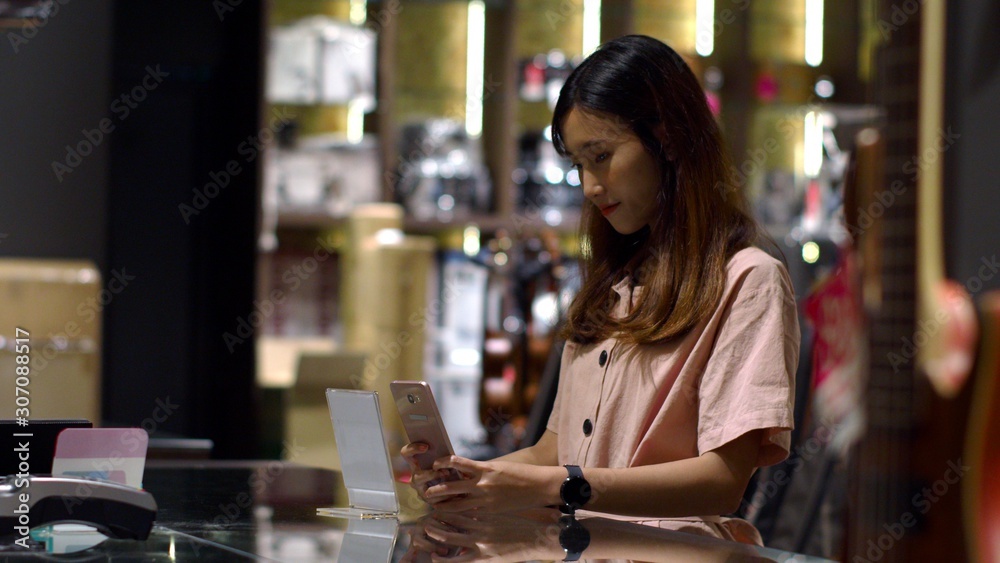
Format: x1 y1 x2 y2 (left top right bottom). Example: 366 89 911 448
390 381 456 472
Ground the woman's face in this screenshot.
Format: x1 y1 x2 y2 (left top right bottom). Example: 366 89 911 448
561 108 662 235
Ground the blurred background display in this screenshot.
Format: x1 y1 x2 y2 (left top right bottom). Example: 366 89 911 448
392 119 492 221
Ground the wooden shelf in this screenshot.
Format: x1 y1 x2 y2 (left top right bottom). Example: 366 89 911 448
277 207 580 235
276 209 347 230
403 208 580 236
272 1 581 239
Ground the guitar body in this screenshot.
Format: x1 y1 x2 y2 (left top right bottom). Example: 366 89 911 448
964 292 1000 563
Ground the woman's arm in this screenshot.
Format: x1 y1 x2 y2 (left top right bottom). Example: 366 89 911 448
427 429 762 518
581 429 761 517
491 429 559 466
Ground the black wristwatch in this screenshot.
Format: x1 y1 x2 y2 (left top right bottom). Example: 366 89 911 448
559 465 591 515
558 514 591 561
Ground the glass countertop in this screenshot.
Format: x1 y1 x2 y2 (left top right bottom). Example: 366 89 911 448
3 461 835 562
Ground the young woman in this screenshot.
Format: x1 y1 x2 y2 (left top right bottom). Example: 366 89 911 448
402 35 799 545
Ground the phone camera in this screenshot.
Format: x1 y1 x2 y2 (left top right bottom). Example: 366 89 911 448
407 394 417 404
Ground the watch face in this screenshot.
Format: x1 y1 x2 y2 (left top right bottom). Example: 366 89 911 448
561 476 592 509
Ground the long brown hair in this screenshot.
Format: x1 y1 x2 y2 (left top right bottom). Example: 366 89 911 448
551 35 762 345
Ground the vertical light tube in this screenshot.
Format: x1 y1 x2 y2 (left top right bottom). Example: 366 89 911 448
695 0 715 57
805 0 824 66
349 0 367 26
347 0 367 142
583 0 602 56
465 0 486 138
803 111 823 178
347 99 365 144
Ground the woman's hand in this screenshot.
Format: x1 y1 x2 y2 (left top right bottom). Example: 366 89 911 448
423 456 564 513
401 510 565 563
401 442 461 502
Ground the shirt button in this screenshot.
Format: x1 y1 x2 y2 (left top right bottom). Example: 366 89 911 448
598 350 608 367
583 419 593 436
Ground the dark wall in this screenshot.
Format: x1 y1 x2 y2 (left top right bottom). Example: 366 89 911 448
946 0 1000 293
106 0 263 457
0 1 113 267
1 1 263 458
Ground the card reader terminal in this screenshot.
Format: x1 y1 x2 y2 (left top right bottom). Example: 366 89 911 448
0 475 157 541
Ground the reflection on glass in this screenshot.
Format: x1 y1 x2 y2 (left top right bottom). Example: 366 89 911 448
397 510 809 563
30 524 109 554
339 518 398 563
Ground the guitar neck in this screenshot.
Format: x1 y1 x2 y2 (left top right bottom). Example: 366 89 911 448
847 1 973 559
846 0 920 559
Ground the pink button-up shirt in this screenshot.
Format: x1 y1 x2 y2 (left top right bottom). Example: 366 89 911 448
547 247 800 543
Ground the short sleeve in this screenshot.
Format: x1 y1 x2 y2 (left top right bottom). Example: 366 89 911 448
546 381 562 434
697 259 799 467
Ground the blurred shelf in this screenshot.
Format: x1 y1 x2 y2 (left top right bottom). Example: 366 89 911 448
276 209 348 229
257 335 338 389
403 208 580 235
278 207 581 235
365 0 511 6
